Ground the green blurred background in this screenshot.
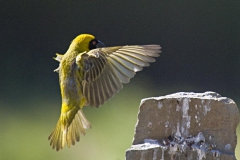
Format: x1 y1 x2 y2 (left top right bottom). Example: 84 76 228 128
0 1 239 159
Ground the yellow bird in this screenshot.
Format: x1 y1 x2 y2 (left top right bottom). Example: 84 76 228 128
49 34 161 151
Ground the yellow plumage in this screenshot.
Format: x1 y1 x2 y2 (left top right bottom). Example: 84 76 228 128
49 34 161 151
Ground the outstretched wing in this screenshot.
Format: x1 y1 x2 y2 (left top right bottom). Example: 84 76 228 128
76 45 161 107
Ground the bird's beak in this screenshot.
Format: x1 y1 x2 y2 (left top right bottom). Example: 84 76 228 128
96 40 106 48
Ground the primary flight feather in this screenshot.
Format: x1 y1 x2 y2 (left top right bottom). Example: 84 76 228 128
49 34 161 151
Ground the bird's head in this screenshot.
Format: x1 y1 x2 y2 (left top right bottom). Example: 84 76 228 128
69 34 105 53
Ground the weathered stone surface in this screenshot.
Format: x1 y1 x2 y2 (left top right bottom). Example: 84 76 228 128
126 92 239 160
126 143 236 160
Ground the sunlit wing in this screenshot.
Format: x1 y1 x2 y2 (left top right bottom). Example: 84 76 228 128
76 45 161 107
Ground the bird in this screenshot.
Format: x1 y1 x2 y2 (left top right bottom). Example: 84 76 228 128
48 34 161 151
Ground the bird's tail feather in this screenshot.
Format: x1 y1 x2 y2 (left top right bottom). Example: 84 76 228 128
48 109 91 151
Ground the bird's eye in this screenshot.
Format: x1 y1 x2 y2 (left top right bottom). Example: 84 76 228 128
89 39 98 50
92 40 97 46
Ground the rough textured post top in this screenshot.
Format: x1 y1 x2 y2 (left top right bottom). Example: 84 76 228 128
126 91 239 160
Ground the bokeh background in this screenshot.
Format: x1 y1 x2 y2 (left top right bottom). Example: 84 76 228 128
0 1 239 159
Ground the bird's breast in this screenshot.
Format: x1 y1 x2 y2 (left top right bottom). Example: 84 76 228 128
59 61 83 106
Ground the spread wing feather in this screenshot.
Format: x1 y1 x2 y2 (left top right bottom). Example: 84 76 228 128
76 45 161 107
